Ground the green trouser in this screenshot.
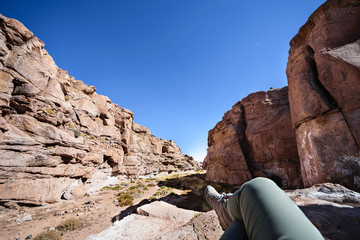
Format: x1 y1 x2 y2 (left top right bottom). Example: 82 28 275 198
221 177 324 240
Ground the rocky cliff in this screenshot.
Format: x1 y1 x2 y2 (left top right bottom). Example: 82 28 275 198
203 87 302 188
203 0 360 191
286 0 360 190
0 14 200 205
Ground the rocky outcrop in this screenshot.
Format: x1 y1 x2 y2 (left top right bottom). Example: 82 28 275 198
86 183 360 240
85 201 224 240
204 0 360 191
0 14 200 205
287 183 360 240
286 0 360 190
203 87 302 188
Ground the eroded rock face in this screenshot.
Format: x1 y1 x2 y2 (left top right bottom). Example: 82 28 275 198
203 87 302 188
286 0 360 190
0 14 200 205
204 0 360 191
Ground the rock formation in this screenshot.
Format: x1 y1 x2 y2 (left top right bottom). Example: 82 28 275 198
203 87 302 188
85 183 360 240
0 14 200 205
203 0 360 191
286 0 360 190
85 201 224 240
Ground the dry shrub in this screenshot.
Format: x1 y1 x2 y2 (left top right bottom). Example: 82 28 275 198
56 217 81 231
117 192 134 207
34 231 61 240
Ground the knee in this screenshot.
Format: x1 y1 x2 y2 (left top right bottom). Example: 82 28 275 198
242 177 279 192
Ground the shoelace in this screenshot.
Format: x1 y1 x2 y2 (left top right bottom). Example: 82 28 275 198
219 193 233 201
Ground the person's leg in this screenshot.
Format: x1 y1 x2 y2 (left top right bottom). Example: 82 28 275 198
220 220 248 240
226 177 324 240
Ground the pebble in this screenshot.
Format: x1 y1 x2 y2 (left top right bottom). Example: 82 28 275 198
54 210 67 216
16 213 32 224
25 234 32 239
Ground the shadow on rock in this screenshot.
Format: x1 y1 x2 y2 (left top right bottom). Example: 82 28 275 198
158 173 237 212
111 173 237 222
112 199 151 223
300 205 360 240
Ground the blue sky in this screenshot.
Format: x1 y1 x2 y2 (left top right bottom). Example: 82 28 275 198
2 0 326 162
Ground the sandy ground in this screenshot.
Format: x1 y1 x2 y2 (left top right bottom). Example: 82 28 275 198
0 178 178 240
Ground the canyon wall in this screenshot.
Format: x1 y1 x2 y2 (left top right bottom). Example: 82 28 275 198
0 14 200 205
286 0 360 189
203 87 302 188
203 0 360 191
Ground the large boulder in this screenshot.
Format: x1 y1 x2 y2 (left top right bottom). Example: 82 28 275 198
286 0 360 190
204 0 360 191
203 87 302 188
85 201 223 240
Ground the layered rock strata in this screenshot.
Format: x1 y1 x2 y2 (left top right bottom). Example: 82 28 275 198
203 87 302 188
0 14 200 205
204 0 360 191
286 0 360 190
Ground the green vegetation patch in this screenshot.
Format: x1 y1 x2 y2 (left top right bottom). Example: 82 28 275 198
34 231 62 240
192 212 203 220
152 186 174 199
44 108 56 115
117 192 134 207
112 185 123 190
56 217 81 231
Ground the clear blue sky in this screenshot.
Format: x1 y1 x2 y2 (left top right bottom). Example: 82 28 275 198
2 0 326 162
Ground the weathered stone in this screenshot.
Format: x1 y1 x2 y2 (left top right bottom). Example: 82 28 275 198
0 14 200 205
0 178 75 204
204 87 301 188
287 0 360 191
205 0 360 191
295 110 360 189
85 201 219 240
287 183 360 240
15 213 32 224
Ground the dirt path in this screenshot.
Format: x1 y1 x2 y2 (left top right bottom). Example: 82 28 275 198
0 178 171 240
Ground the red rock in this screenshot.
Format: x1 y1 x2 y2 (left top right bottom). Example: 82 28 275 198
205 0 360 191
287 0 360 190
204 87 302 188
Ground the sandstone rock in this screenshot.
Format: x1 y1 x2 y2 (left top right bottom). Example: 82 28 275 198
205 0 360 191
15 213 32 224
137 201 196 225
0 178 75 204
204 87 301 188
0 14 200 205
286 0 360 190
287 183 360 240
85 214 169 240
85 201 222 240
155 210 223 240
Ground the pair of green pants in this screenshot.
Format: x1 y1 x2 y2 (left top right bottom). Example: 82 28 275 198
221 177 324 240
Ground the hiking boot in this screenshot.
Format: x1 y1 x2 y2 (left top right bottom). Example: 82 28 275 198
204 185 233 230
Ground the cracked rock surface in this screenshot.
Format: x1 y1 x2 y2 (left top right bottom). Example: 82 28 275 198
0 14 200 206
